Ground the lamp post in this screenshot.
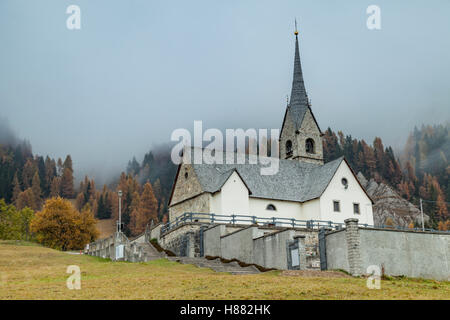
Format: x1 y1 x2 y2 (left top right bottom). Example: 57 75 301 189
118 190 122 232
420 198 424 231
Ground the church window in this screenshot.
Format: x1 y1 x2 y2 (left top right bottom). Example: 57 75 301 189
333 201 340 212
305 138 315 154
341 178 348 189
184 172 188 179
266 204 277 211
286 140 293 156
353 203 360 214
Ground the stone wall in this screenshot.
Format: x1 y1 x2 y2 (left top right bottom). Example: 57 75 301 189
169 163 204 221
169 192 211 222
159 223 205 257
324 219 450 281
280 107 323 165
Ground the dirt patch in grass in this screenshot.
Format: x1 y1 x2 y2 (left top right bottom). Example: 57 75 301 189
281 270 352 278
205 255 276 272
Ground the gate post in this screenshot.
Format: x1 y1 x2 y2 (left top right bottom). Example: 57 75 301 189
319 228 327 271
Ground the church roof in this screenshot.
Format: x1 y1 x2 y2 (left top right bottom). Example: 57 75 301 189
288 33 311 131
188 148 344 203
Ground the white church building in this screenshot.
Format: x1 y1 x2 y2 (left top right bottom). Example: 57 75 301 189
168 31 374 226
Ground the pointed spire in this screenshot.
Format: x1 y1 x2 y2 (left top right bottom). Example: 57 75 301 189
290 20 308 112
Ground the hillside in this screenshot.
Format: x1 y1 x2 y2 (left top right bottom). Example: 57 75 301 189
357 173 428 227
0 241 449 300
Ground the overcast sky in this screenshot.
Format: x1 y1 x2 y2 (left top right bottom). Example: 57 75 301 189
1 0 449 183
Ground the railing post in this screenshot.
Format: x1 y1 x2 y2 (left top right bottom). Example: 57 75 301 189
252 216 256 224
272 217 276 225
232 214 235 224
190 212 193 222
211 213 215 224
291 218 295 227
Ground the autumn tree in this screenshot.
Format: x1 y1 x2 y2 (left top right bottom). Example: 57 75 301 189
30 197 99 250
0 199 34 240
60 167 74 198
21 160 36 189
12 172 21 204
129 192 146 235
16 188 37 211
50 176 61 197
31 171 42 208
75 192 85 211
141 182 158 225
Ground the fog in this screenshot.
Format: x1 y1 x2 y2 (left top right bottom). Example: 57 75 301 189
1 0 449 184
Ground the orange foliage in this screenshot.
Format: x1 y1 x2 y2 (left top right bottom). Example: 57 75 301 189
30 197 99 250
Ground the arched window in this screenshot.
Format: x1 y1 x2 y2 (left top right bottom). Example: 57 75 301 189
305 138 315 154
286 140 293 156
266 204 277 211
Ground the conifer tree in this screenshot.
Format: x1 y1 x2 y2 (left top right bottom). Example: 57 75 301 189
12 172 21 204
50 176 61 197
60 167 74 198
31 171 42 208
141 182 158 224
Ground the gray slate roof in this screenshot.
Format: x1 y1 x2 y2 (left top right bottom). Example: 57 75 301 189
189 149 344 203
288 34 310 130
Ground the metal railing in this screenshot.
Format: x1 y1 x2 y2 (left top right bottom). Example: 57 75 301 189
160 212 450 235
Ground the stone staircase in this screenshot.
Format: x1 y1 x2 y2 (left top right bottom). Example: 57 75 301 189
129 242 167 262
167 256 260 275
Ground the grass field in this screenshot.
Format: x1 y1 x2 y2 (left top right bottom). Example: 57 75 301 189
0 240 449 300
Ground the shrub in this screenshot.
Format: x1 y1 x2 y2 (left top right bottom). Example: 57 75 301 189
0 199 34 240
30 197 99 250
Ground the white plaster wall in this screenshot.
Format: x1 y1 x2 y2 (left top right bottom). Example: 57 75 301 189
217 171 250 215
301 198 321 220
319 161 374 225
210 192 221 214
248 198 303 221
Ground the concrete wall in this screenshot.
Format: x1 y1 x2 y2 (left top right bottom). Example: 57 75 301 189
203 224 226 257
320 161 374 225
203 224 315 270
221 226 264 264
149 223 163 242
324 219 450 281
325 229 349 271
254 229 295 269
359 228 450 281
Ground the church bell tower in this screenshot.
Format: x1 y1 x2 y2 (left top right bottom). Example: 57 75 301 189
279 25 324 165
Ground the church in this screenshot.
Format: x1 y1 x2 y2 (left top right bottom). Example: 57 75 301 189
168 30 374 226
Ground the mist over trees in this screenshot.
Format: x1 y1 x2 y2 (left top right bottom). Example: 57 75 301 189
1 122 448 233
323 124 449 229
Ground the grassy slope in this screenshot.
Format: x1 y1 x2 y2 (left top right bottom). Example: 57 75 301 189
0 241 448 300
95 218 115 239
